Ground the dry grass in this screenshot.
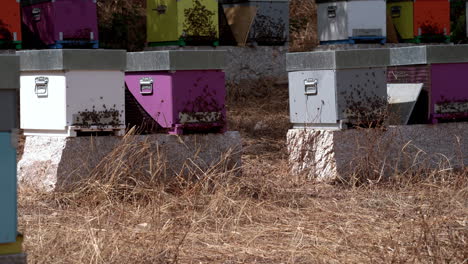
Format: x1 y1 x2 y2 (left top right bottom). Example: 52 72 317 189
18 82 468 263
289 0 319 52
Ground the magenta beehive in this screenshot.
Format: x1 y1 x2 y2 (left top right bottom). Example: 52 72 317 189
21 0 99 49
125 50 227 135
388 45 468 124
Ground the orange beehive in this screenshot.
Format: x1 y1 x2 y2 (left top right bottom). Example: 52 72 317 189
0 0 22 48
413 0 450 37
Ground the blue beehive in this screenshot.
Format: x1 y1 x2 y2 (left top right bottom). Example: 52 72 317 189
0 54 20 245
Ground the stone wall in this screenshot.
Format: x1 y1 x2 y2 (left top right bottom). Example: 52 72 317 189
18 132 242 191
146 45 288 83
288 123 468 181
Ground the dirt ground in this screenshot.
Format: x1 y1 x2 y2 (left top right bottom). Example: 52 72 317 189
18 81 468 264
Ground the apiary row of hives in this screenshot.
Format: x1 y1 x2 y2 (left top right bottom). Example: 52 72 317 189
287 45 468 129
0 49 232 261
318 0 461 44
0 0 289 49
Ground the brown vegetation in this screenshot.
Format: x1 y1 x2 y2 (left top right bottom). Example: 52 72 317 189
18 81 468 263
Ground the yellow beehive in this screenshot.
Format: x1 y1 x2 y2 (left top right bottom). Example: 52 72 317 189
387 0 414 40
147 0 219 46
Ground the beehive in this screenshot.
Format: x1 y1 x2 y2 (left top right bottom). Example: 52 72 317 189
413 0 450 42
18 50 126 137
219 0 289 45
317 0 387 44
147 0 219 46
388 45 468 123
0 0 22 49
21 0 99 48
387 0 414 41
287 49 389 129
126 50 226 134
0 55 20 245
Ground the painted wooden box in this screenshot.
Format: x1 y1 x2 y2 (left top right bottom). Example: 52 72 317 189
413 0 450 42
317 0 387 44
0 55 20 245
18 50 126 137
147 0 219 46
388 45 468 124
219 0 289 45
387 0 414 41
287 49 389 129
0 0 22 49
21 0 99 49
126 51 226 134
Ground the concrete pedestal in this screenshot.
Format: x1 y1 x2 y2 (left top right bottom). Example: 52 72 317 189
18 132 242 191
287 123 468 181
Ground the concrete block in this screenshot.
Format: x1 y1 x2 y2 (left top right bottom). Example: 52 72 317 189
18 132 242 191
287 123 468 181
0 254 27 264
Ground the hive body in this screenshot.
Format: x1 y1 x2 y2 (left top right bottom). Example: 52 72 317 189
287 49 389 129
0 0 22 49
388 45 468 123
413 0 450 42
21 0 99 48
19 50 126 137
387 0 414 40
317 0 387 44
125 51 227 134
147 0 219 45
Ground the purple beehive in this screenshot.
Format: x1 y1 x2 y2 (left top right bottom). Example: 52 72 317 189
21 0 99 49
389 45 468 124
125 50 227 134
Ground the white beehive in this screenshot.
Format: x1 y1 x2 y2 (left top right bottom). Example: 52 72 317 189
19 50 126 137
317 0 387 44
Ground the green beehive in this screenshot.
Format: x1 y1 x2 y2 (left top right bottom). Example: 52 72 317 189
147 0 219 46
387 0 414 41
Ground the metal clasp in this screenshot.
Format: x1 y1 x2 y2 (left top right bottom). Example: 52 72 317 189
304 79 318 95
154 5 167 14
327 6 337 18
35 77 49 97
140 77 153 95
391 6 401 18
32 8 41 22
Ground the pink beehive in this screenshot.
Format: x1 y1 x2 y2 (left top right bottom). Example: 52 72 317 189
125 51 226 134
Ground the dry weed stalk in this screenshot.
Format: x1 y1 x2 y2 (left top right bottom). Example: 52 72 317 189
17 81 468 263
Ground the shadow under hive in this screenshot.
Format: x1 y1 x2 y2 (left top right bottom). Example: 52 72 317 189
125 87 163 134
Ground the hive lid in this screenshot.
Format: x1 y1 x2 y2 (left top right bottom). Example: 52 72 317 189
286 48 390 71
0 55 20 89
390 45 468 66
20 0 55 6
126 50 226 72
18 50 127 71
